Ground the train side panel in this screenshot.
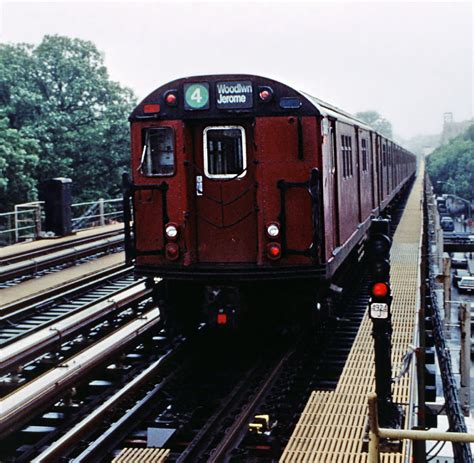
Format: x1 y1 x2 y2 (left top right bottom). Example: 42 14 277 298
254 116 320 265
131 120 187 268
335 122 360 244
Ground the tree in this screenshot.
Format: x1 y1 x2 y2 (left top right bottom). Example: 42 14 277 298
355 110 393 138
0 118 40 210
427 125 474 200
0 35 136 209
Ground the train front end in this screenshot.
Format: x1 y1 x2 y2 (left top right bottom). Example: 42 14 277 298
124 75 324 328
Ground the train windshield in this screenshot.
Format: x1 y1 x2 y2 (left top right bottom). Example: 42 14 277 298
203 126 246 179
140 127 175 176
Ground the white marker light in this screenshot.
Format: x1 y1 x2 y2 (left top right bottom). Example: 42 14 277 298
165 224 178 239
266 224 279 238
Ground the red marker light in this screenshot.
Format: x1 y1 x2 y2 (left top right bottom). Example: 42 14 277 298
165 92 177 106
372 282 389 298
165 243 179 260
258 86 273 103
267 242 281 260
217 313 227 325
144 104 160 113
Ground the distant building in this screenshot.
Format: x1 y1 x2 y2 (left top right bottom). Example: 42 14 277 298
441 112 474 145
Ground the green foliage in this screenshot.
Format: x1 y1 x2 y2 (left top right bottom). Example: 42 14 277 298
0 35 136 211
0 118 40 210
355 110 393 139
427 125 474 200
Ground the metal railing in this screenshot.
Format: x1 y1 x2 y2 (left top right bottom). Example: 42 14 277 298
0 202 44 246
0 198 123 246
367 393 474 462
71 198 123 231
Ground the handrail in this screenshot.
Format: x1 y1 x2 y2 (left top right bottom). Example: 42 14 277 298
367 393 474 462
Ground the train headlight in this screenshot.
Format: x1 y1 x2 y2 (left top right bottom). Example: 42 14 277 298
266 223 280 238
165 224 178 239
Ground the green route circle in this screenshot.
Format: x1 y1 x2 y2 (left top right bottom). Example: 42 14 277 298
184 83 209 109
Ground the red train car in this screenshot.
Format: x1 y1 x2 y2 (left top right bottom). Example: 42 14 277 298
123 74 416 326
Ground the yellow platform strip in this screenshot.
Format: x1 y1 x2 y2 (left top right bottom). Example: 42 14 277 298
111 447 170 463
281 173 423 463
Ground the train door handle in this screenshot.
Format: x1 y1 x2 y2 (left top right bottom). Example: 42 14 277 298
196 175 203 196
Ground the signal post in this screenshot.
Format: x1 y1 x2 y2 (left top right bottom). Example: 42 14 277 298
367 218 402 430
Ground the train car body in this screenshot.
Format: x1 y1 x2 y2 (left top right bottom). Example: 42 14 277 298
123 75 416 325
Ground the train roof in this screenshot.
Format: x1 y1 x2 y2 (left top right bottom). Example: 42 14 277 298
130 74 406 149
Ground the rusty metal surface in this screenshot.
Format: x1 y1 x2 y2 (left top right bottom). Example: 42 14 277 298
281 171 424 462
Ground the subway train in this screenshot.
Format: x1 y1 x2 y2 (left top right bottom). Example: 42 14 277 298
122 74 416 329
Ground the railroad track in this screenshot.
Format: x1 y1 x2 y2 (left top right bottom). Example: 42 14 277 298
0 228 123 266
0 232 124 286
0 304 167 461
0 184 413 462
1 263 129 318
0 272 151 380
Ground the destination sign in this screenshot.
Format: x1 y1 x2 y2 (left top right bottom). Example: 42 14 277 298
216 81 253 109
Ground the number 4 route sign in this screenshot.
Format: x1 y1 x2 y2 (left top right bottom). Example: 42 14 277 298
184 83 210 110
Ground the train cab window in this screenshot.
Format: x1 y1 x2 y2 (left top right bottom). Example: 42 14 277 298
139 127 175 176
361 138 368 171
204 126 246 178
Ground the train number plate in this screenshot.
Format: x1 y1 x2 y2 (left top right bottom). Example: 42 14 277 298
216 81 253 109
369 303 389 319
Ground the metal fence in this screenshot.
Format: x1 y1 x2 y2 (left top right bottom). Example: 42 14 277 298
71 198 123 231
0 198 123 246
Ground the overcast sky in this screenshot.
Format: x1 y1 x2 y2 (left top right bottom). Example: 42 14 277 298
0 0 472 139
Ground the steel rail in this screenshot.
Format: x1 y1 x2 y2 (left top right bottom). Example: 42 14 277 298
207 348 294 463
31 340 182 463
0 263 130 319
0 306 161 438
0 281 151 374
0 229 123 266
0 234 124 283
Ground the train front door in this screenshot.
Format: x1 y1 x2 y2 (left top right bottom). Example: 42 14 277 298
192 123 257 263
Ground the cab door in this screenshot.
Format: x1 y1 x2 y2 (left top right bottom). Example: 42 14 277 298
192 123 257 263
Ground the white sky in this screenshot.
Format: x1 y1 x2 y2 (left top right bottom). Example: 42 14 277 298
0 0 472 138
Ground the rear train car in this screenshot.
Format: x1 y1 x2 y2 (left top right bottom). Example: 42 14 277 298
123 74 416 326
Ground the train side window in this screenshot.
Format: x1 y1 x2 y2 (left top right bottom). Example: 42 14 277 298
341 135 347 177
361 138 368 171
382 144 387 166
341 135 353 178
139 127 175 176
204 126 246 178
348 136 353 176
